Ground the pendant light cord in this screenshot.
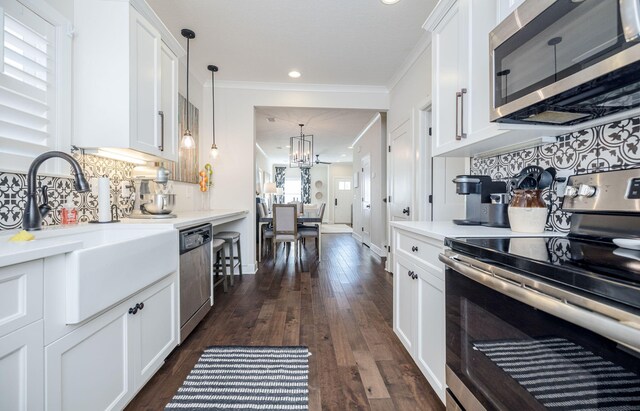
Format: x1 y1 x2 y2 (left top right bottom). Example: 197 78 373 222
185 37 190 132
211 68 215 145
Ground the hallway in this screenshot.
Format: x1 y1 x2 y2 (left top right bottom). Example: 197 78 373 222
126 234 443 410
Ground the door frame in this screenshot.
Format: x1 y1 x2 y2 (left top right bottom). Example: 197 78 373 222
360 154 372 247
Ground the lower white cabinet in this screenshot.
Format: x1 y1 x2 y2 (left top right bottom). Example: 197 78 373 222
392 228 446 403
46 273 178 411
0 320 44 411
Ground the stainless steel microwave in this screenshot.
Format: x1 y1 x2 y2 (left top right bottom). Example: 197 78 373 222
490 0 640 125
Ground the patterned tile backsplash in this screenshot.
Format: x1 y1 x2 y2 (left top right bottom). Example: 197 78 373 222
471 116 640 232
0 154 137 231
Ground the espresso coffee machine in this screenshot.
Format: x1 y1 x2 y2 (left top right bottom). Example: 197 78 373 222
452 175 509 227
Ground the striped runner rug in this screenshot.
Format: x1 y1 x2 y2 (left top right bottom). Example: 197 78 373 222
473 337 640 410
165 346 310 410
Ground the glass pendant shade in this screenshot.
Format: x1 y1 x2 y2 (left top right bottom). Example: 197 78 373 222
210 143 219 159
289 124 313 168
181 130 195 149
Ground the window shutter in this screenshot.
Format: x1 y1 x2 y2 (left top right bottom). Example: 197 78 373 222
0 0 56 169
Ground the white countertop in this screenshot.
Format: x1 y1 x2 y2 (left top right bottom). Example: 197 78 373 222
120 209 249 229
390 220 566 242
0 209 248 268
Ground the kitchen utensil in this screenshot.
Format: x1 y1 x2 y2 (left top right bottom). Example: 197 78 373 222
537 167 556 190
517 174 538 190
142 193 176 214
520 166 544 179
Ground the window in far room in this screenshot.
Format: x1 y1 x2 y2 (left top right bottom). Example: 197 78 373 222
284 176 301 203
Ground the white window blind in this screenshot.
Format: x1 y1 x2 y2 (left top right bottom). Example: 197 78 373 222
0 0 56 170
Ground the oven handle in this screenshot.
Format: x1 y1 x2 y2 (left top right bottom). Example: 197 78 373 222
621 0 640 42
439 251 640 352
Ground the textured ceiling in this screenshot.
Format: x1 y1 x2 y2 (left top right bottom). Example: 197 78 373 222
255 107 380 164
146 0 436 85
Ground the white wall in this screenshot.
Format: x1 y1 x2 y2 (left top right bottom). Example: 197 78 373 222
388 42 432 222
352 114 387 256
199 84 388 272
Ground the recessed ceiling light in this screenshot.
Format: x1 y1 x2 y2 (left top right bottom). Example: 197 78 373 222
341 154 347 157
347 146 353 149
285 145 291 148
381 0 400 4
288 71 301 78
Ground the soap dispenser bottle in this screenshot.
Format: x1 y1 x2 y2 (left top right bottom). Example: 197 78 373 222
61 196 78 225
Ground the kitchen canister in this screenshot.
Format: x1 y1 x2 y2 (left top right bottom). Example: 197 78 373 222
508 189 548 233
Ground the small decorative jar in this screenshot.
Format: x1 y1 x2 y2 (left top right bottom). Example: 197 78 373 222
508 189 548 233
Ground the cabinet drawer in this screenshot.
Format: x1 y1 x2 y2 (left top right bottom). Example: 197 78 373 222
0 260 43 338
396 231 444 276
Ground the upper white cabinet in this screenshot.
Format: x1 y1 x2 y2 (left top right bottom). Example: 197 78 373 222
73 0 182 162
425 0 561 157
497 0 526 24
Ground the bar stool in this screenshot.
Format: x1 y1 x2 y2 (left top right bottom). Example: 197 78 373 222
212 238 228 293
213 231 242 286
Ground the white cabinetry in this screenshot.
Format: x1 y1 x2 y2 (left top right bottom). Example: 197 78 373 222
392 228 445 403
425 0 558 157
46 273 178 411
73 0 181 162
0 261 44 411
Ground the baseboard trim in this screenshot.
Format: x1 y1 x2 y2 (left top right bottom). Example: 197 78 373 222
352 232 362 242
370 244 387 258
232 264 257 274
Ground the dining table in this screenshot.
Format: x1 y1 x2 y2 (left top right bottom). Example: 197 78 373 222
258 211 323 262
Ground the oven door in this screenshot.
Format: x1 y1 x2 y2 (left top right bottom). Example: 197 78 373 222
441 252 640 411
490 0 640 124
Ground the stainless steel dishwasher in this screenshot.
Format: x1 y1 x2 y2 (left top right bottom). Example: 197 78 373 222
179 223 212 342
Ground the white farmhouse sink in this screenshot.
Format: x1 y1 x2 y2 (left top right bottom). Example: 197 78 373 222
64 227 178 324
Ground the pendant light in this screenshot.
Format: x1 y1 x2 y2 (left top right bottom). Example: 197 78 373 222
181 28 196 149
289 124 313 168
208 64 219 159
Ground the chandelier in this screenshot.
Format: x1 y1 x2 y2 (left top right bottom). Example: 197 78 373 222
289 123 314 168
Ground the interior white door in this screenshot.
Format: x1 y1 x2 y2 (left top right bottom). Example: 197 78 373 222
361 155 371 246
389 118 413 223
431 157 468 221
333 177 352 224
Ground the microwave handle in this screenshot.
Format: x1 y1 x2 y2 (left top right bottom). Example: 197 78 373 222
621 0 640 42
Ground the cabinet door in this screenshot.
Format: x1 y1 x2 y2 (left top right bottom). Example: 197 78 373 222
159 41 179 162
432 2 462 151
131 275 178 387
129 8 162 156
46 307 131 411
0 260 43 338
416 268 446 403
0 320 43 411
393 256 417 354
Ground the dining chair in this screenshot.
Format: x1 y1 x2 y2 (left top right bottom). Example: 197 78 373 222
272 204 300 260
288 200 304 215
257 202 273 256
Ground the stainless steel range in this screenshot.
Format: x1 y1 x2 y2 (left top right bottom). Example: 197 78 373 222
440 168 640 411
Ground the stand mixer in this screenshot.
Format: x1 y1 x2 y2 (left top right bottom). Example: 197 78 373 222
129 164 177 219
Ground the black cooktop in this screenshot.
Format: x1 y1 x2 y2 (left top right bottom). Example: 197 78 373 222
446 236 640 312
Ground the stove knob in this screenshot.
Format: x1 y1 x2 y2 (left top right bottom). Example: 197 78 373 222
564 185 579 198
577 184 597 197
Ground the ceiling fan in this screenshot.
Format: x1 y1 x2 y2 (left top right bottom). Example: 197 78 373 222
315 155 332 165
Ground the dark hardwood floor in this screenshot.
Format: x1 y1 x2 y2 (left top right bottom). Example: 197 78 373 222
126 234 444 411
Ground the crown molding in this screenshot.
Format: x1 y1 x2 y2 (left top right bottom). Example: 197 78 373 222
208 80 389 94
386 32 431 91
423 0 457 32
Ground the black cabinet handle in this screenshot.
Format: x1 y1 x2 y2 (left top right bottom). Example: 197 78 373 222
407 270 413 277
128 306 138 315
137 302 144 311
413 272 418 280
411 246 418 252
402 207 410 216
